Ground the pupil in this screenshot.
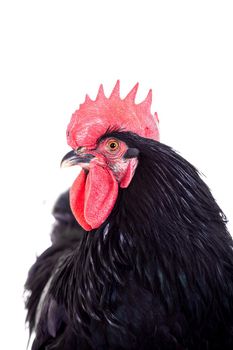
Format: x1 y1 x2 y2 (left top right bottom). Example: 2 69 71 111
110 142 116 149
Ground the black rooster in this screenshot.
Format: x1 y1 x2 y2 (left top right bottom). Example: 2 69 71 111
27 83 233 349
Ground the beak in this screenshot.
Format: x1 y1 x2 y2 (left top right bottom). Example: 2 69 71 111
60 150 95 168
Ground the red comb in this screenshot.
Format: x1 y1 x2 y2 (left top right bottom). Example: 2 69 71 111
67 81 159 149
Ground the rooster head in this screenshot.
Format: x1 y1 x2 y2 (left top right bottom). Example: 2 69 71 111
61 81 159 230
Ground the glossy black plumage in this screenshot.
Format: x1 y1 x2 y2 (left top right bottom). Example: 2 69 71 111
25 190 84 336
26 132 233 349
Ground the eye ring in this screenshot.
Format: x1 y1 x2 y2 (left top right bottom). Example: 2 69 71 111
106 139 120 152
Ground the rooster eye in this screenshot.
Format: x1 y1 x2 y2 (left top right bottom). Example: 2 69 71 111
106 139 120 152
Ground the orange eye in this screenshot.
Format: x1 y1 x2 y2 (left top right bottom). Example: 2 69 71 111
106 139 120 152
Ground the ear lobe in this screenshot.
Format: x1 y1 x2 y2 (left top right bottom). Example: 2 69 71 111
120 158 138 188
123 148 139 159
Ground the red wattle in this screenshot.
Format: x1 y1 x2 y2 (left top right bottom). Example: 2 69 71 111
70 170 92 231
70 166 118 231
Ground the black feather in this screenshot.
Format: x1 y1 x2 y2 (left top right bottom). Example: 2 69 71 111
25 190 84 336
29 132 233 349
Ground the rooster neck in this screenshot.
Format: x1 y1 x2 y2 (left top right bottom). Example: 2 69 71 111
82 133 232 289
52 134 233 339
94 134 233 300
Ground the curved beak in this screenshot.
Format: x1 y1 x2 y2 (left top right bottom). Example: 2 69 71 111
60 150 95 168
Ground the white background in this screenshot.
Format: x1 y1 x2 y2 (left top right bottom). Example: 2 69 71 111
0 1 232 348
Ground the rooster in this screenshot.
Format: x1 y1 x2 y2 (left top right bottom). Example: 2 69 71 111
28 81 233 349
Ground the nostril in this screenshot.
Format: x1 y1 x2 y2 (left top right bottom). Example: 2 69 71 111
75 147 84 154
